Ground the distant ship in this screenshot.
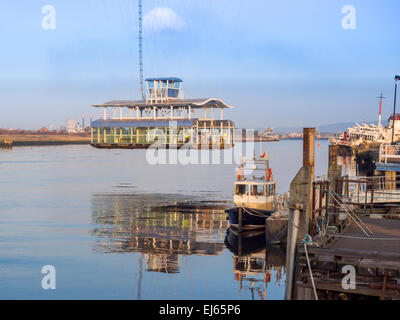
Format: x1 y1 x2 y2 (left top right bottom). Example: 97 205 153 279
330 94 400 146
259 128 280 141
237 128 280 142
329 115 400 147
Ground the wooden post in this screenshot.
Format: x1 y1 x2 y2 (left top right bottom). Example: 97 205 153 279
285 206 301 300
303 128 315 233
365 179 368 214
238 207 243 233
324 183 330 235
329 145 338 167
370 179 375 214
238 233 242 257
311 182 316 235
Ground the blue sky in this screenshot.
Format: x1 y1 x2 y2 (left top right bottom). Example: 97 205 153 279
0 0 399 129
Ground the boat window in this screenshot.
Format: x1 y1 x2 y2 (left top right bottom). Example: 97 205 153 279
251 184 264 196
235 184 248 195
266 184 276 196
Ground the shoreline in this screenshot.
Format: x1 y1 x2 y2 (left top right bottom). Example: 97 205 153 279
1 134 331 148
0 134 90 147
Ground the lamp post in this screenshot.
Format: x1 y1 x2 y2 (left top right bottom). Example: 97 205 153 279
391 75 400 144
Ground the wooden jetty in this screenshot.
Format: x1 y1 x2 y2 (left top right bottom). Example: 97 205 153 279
284 128 400 300
293 218 400 300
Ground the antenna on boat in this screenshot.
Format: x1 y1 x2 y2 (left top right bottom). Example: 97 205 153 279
138 0 145 101
377 92 386 127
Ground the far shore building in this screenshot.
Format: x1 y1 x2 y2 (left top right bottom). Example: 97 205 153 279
38 126 49 133
90 77 236 149
66 119 76 134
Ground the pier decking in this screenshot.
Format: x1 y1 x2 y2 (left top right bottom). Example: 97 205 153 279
294 217 400 300
283 128 400 300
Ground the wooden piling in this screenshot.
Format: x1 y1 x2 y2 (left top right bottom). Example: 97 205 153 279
303 128 315 233
238 207 243 233
303 128 315 168
286 128 316 300
328 145 339 167
285 206 301 300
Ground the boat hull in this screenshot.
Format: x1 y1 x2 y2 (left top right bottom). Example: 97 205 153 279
224 227 266 256
225 207 273 230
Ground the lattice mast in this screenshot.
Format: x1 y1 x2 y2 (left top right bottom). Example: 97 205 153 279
138 0 145 101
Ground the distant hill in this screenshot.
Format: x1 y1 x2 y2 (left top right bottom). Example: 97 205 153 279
274 120 388 134
318 122 361 133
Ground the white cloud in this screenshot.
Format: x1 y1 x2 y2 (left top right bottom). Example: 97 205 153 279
143 7 186 35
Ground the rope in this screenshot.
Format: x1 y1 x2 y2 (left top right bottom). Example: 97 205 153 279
302 235 318 300
329 234 400 241
242 207 272 218
330 191 374 236
313 184 373 237
327 225 339 233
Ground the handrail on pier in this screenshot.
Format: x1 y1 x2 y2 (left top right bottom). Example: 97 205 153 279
379 144 400 164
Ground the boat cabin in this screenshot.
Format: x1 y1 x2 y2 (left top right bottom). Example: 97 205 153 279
234 181 276 211
235 181 276 197
233 157 277 211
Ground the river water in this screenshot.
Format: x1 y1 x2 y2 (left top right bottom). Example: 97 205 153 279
0 140 329 299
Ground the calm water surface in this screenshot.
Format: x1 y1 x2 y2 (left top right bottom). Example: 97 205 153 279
0 140 328 299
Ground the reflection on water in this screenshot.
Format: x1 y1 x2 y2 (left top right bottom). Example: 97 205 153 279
0 142 314 299
224 228 286 300
89 193 230 274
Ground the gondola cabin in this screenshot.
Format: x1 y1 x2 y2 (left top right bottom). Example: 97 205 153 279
90 77 236 149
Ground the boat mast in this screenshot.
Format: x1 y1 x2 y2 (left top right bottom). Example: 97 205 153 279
377 92 385 128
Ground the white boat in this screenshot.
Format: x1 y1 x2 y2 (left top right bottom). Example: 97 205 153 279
329 120 400 146
330 94 400 146
225 154 277 229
